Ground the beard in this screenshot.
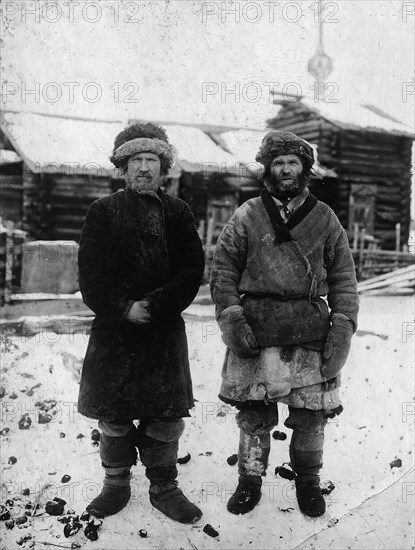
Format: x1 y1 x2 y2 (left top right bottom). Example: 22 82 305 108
264 171 308 200
125 172 161 193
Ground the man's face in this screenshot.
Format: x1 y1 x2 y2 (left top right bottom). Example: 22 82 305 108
125 152 162 192
266 154 306 199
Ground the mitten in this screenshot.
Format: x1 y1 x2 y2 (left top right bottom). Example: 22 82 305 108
321 314 354 379
217 305 259 358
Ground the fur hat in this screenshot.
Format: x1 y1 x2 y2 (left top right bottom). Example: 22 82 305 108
110 122 175 172
255 131 314 173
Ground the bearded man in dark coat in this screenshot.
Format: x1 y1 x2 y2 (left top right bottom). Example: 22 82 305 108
210 131 359 518
77 122 204 524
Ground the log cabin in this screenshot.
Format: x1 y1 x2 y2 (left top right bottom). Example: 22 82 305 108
266 97 414 249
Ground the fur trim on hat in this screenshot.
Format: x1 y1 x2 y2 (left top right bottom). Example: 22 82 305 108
110 122 174 171
255 131 314 172
110 137 175 169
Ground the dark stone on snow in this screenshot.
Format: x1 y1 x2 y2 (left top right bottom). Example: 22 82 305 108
91 429 100 442
84 520 101 541
390 458 402 469
38 410 52 424
64 521 82 538
8 456 17 465
16 534 32 546
0 428 10 436
45 498 66 516
76 433 85 439
321 481 336 495
58 516 72 524
61 474 71 483
272 431 287 441
5 499 14 507
325 405 344 419
0 506 11 520
80 511 90 522
203 524 219 537
5 519 14 529
139 529 148 538
275 465 296 481
227 454 238 466
59 432 66 438
15 515 27 525
18 414 32 430
177 452 191 464
21 489 30 496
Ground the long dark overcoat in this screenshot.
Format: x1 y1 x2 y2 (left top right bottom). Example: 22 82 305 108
77 187 204 421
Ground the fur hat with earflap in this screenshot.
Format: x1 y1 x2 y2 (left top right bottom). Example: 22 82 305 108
255 130 314 177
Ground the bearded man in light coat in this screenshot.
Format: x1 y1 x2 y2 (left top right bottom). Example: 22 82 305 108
78 122 204 524
210 131 359 517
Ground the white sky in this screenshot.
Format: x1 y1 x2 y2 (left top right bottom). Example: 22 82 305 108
1 0 414 131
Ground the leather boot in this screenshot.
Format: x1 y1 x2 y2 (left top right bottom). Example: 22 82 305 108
295 474 326 517
227 474 262 515
138 435 202 524
86 427 137 518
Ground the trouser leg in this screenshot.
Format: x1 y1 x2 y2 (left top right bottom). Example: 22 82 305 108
236 402 279 476
226 402 278 515
98 419 138 470
284 407 329 518
284 407 328 477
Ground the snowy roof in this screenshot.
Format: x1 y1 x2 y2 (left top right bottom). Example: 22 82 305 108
1 111 124 175
0 112 248 177
218 129 337 179
151 123 246 175
282 98 415 137
0 149 21 165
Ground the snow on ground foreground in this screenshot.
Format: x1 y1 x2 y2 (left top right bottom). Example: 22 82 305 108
0 296 414 549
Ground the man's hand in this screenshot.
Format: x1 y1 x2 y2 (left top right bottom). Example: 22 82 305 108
321 315 354 379
218 305 260 358
125 301 152 325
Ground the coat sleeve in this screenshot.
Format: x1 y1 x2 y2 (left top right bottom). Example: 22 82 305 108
78 200 133 320
210 215 248 319
142 205 205 319
325 219 359 331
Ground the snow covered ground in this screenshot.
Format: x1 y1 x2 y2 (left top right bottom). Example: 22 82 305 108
0 295 414 550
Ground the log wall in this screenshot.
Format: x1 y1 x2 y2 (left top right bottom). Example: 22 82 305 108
267 104 413 249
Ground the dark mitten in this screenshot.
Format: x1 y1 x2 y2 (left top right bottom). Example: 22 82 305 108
321 315 353 379
218 305 259 358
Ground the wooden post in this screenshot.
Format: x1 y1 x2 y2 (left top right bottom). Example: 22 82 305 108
395 223 401 252
395 223 401 269
358 228 366 280
353 223 359 251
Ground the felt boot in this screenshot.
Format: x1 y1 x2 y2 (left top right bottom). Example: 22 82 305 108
86 427 137 518
86 468 131 518
227 474 262 515
138 436 202 524
295 474 326 518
